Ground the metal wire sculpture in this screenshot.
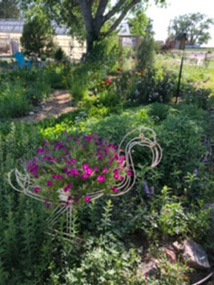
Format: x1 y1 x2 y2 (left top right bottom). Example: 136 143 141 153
8 126 162 238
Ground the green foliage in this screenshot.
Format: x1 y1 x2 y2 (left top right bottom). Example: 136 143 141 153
0 0 20 19
157 253 191 285
1 50 214 284
148 102 171 123
0 68 51 118
137 21 156 69
0 82 32 118
54 47 67 61
21 15 55 57
85 34 119 67
128 68 177 105
128 10 149 37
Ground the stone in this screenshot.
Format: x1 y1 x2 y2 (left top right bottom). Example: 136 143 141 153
164 248 177 264
138 259 158 276
172 241 184 252
182 240 210 269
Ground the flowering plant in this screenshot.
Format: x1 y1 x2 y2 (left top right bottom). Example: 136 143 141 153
24 132 132 208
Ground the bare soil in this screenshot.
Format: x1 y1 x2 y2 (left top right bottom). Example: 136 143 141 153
15 89 76 123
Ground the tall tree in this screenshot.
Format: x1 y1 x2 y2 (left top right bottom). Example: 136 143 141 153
20 0 166 55
0 0 20 19
170 13 214 45
128 10 149 37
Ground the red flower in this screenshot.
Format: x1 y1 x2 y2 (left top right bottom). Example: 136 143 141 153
117 67 121 71
144 273 148 278
105 78 111 85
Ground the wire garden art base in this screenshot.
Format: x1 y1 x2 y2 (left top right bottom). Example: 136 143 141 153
8 126 162 239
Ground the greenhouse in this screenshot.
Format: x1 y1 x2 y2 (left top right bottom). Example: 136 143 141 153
0 19 86 59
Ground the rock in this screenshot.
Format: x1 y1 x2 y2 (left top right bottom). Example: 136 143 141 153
138 259 158 276
164 248 177 264
29 111 34 115
182 240 210 269
172 241 184 252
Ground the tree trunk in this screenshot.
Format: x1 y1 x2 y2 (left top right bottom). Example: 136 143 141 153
86 33 96 54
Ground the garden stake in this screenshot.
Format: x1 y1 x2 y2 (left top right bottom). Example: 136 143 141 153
175 45 186 104
8 126 162 238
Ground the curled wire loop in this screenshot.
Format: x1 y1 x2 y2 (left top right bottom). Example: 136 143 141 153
8 126 162 202
7 126 162 236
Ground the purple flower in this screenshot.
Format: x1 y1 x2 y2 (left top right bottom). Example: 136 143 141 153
102 168 108 173
98 154 103 160
111 187 118 192
143 182 154 198
82 164 89 170
114 173 119 180
64 183 72 192
47 180 53 186
194 169 198 176
85 196 91 203
67 167 79 177
49 157 55 163
53 174 62 180
86 168 93 176
81 173 88 180
84 135 93 142
97 175 105 182
37 148 45 153
34 186 40 193
114 153 119 160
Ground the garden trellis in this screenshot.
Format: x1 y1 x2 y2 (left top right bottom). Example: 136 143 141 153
8 126 162 238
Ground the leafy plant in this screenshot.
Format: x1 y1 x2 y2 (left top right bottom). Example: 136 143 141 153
0 82 32 118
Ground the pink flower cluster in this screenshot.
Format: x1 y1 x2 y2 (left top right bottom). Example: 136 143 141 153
25 132 133 208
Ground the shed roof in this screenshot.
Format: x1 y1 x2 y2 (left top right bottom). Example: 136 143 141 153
175 33 187 41
0 19 69 35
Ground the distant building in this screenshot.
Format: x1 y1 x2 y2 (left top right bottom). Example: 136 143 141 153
174 33 187 49
0 19 86 59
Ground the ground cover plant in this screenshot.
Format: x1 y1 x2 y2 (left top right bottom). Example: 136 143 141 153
1 49 214 284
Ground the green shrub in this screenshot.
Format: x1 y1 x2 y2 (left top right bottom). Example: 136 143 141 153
137 22 155 69
21 15 55 57
0 83 31 118
54 47 67 61
148 102 171 123
128 68 177 105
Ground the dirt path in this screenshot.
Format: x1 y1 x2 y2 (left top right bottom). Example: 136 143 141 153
15 90 76 123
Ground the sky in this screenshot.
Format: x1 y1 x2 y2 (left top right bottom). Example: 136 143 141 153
146 0 214 46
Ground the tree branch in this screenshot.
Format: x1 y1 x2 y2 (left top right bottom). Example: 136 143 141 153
103 0 127 23
104 0 140 36
95 0 108 19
